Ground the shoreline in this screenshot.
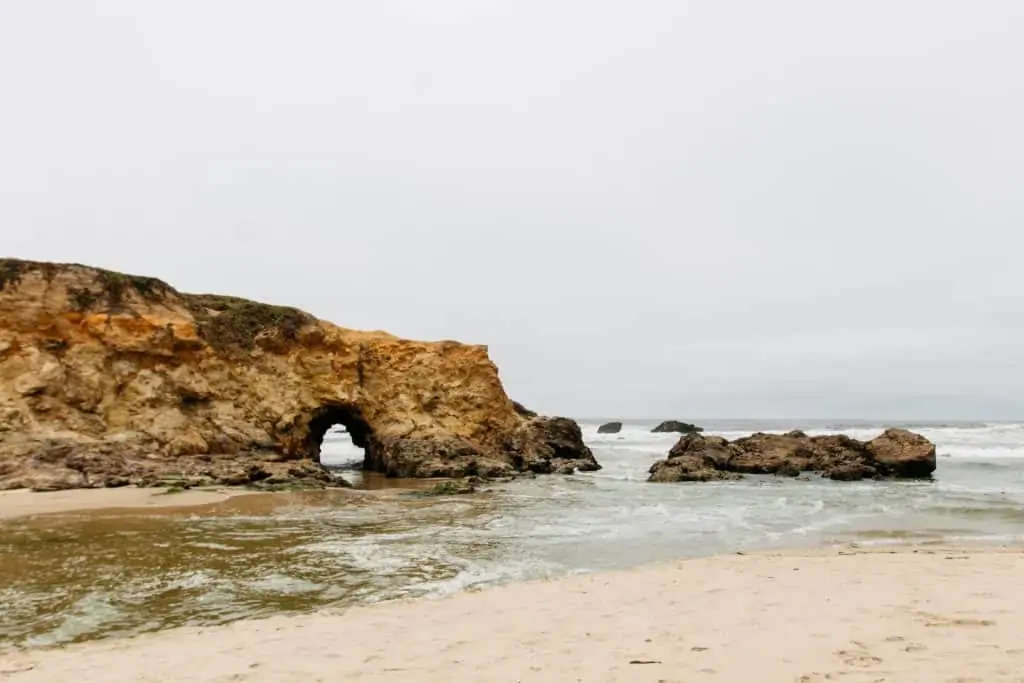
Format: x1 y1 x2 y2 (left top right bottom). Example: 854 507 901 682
2 544 1022 681
0 478 457 521
0 486 264 520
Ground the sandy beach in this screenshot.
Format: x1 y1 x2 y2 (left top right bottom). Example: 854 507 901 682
2 545 1022 682
0 487 259 520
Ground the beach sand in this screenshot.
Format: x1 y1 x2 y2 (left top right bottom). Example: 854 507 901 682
0 486 259 520
2 546 1022 682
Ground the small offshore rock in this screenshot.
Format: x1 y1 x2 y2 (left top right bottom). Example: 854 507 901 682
651 420 704 434
865 428 936 478
597 421 623 434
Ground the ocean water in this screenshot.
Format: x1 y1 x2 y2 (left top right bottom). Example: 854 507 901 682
2 419 1023 649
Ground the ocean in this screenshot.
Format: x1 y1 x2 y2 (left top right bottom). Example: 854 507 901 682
2 419 1023 649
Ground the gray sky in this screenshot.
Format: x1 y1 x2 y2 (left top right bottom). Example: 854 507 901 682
2 1 1022 420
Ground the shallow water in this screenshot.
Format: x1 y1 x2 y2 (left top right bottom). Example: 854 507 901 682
2 419 1023 650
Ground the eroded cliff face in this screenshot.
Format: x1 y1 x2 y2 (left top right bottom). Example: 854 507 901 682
0 260 599 491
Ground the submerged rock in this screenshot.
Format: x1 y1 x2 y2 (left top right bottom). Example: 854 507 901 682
423 478 479 496
651 420 704 434
0 259 600 490
647 428 936 483
597 421 622 434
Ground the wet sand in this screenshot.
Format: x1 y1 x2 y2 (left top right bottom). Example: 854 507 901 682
0 487 261 520
2 545 1023 682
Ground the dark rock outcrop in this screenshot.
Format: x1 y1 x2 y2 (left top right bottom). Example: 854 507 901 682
866 429 937 478
597 421 623 434
651 420 704 434
0 259 600 490
648 428 936 483
648 434 741 482
511 401 538 418
509 417 601 474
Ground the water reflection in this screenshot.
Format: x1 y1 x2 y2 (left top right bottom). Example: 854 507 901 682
0 489 506 650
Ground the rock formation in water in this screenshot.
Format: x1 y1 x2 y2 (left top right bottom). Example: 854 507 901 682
651 420 703 434
597 421 622 434
648 429 936 483
0 259 599 491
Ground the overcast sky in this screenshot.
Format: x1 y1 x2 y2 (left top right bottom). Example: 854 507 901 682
2 1 1021 420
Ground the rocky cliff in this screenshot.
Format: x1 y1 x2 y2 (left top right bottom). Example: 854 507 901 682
648 429 936 482
0 259 599 491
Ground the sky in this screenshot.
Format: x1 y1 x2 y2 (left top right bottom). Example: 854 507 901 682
1 1 1022 420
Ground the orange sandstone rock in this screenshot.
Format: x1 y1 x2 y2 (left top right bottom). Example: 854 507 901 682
0 259 598 491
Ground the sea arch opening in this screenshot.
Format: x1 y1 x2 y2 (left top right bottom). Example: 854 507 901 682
304 404 375 475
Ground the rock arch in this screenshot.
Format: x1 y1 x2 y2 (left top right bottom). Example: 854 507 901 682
297 402 374 464
0 259 600 490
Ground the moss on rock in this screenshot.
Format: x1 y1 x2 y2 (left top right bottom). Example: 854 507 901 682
183 294 314 354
